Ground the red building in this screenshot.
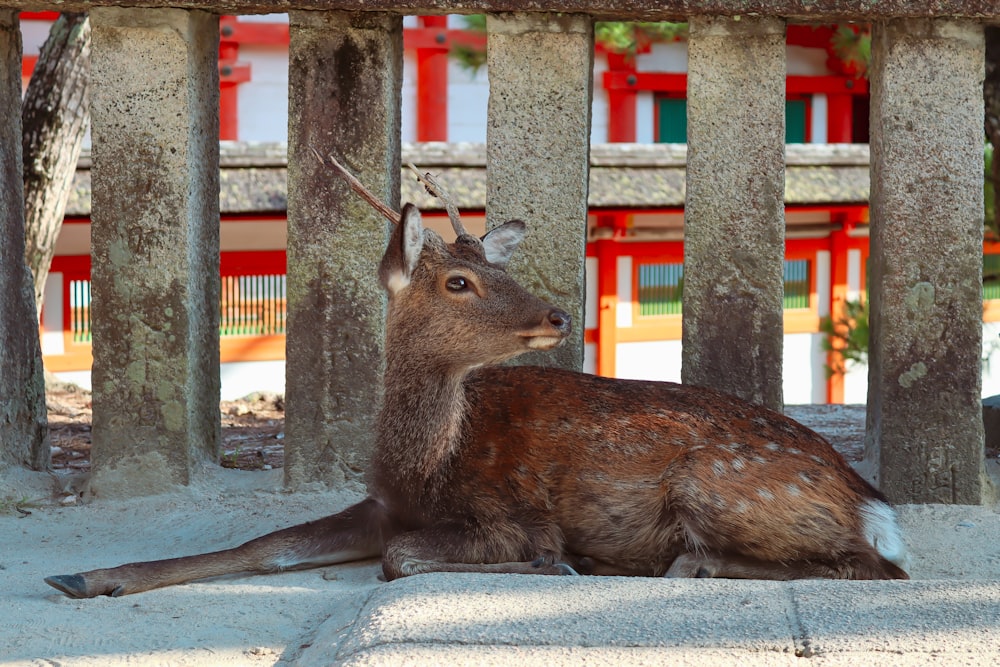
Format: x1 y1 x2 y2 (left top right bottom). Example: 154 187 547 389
24 14 1000 402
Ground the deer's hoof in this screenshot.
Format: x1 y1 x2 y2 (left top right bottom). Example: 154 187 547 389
44 574 91 598
554 563 580 576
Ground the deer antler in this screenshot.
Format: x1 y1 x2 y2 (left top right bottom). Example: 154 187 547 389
311 148 400 225
312 148 468 237
406 163 468 238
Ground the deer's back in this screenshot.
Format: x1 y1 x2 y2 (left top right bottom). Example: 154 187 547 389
447 366 883 573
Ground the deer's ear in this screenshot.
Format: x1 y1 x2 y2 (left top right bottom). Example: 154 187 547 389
481 220 526 269
379 203 424 294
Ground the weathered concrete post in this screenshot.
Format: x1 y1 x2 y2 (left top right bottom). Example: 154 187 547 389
284 11 401 490
683 17 786 411
867 20 987 504
0 11 49 472
485 13 593 371
89 9 220 495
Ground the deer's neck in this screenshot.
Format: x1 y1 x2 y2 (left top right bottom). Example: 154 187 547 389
374 351 471 488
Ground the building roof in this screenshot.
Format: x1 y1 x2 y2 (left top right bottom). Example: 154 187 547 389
64 142 871 217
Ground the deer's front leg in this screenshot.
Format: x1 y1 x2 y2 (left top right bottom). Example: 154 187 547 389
45 497 386 598
381 522 578 580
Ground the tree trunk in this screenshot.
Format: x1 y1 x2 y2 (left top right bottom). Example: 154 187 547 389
23 13 91 316
0 11 46 471
2 13 92 472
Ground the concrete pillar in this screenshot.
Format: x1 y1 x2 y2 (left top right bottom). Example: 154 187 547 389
284 11 401 490
867 20 987 504
89 9 220 495
485 13 593 371
682 16 787 412
0 11 49 472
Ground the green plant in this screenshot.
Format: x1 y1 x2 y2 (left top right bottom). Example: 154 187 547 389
594 21 688 55
820 299 868 377
986 142 998 239
221 448 242 468
829 24 871 78
449 18 688 73
0 495 44 516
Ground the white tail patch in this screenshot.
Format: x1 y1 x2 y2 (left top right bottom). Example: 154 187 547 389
860 499 910 571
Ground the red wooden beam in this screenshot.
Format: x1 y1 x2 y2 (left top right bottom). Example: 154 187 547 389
416 16 449 142
826 93 854 142
219 61 251 84
604 71 867 96
219 16 289 46
216 16 487 52
605 53 637 143
405 28 486 51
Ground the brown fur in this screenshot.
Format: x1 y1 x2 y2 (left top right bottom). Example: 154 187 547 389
44 204 907 599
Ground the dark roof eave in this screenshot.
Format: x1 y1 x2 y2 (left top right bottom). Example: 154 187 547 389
63 142 872 217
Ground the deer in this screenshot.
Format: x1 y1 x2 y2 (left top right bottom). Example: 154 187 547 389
44 158 909 599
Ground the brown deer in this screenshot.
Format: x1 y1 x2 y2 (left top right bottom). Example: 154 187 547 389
45 195 908 599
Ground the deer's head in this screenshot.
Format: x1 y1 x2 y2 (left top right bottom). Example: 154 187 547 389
378 204 571 371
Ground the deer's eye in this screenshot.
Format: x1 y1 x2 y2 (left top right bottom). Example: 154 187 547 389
446 276 469 292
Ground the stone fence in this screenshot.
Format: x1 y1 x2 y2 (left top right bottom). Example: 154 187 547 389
0 1 993 503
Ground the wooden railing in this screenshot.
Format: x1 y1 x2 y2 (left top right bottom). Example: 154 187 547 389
1 2 993 503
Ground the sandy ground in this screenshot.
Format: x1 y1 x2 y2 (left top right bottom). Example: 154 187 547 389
3 406 1000 666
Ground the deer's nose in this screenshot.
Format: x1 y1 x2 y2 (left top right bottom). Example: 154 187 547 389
548 309 572 335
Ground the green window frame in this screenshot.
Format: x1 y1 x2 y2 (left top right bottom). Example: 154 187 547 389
69 279 91 343
783 259 811 309
638 262 684 316
655 96 808 144
68 273 289 341
637 259 811 316
985 254 1000 300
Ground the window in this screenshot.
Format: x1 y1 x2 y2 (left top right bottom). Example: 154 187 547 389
783 259 810 309
636 259 809 316
638 262 683 316
785 99 808 143
220 273 287 336
656 97 687 143
985 255 1000 300
655 96 809 143
65 273 288 341
69 279 91 343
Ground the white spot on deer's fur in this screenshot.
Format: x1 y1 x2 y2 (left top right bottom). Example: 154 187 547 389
765 442 781 451
810 455 826 465
734 500 750 514
710 493 727 510
786 484 802 497
731 457 746 472
757 488 775 502
860 499 910 571
712 460 727 477
787 448 802 455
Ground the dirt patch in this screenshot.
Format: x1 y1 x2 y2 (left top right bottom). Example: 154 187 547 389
46 382 285 473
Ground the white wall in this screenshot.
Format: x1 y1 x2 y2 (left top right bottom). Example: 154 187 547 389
615 340 683 383
447 58 489 143
56 361 286 401
237 44 290 143
783 332 828 404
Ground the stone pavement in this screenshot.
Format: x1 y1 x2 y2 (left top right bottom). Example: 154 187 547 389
297 573 1000 666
